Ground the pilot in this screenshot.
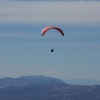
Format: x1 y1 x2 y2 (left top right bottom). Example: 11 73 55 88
51 49 54 52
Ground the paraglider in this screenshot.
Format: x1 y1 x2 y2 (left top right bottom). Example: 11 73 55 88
41 26 64 36
41 26 64 52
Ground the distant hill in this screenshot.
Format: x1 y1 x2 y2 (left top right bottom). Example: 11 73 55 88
62 79 100 85
0 75 100 100
0 75 64 88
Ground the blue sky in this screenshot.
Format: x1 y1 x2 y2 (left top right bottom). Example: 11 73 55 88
0 0 100 80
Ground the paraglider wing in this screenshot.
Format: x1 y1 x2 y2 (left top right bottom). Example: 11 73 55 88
41 26 64 36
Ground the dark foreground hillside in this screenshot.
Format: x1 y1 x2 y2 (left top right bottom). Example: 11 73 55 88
0 82 100 100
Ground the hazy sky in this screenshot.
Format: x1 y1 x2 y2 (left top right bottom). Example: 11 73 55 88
0 0 100 80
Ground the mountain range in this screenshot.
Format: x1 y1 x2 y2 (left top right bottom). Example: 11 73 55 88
0 75 100 100
0 75 64 88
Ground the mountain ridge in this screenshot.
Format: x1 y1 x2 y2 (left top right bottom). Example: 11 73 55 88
0 75 65 88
